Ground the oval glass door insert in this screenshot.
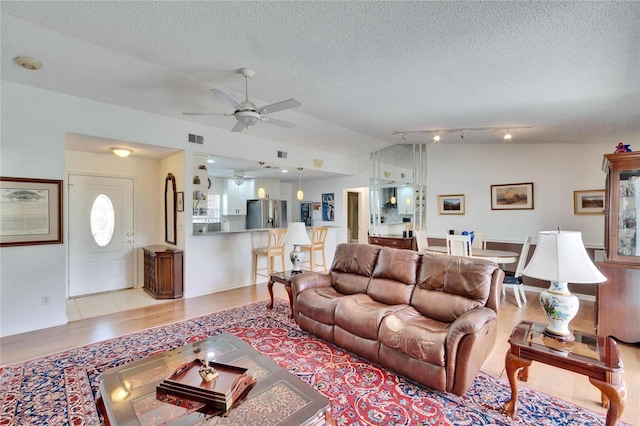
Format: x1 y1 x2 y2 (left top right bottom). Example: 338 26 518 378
90 194 115 246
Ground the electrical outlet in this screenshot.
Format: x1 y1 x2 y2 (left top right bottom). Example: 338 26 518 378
42 296 49 305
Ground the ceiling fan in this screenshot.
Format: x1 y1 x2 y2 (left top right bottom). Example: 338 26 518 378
183 68 301 132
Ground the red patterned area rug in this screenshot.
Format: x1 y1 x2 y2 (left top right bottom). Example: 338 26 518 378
0 299 622 426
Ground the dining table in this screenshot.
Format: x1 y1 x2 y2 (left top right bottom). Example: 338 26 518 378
423 246 519 264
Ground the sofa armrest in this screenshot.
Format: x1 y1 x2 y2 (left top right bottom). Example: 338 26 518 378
291 272 332 298
446 307 497 340
445 307 499 395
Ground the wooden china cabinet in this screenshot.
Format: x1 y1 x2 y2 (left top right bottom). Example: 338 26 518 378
597 152 640 343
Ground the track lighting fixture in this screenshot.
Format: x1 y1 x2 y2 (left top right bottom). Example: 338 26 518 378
393 126 531 142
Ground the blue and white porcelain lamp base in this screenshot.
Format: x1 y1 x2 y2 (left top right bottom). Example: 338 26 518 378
539 281 579 342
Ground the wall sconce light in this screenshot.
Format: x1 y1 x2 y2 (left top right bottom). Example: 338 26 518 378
111 148 132 158
296 167 304 200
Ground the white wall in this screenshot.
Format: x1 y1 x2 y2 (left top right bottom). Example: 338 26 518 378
0 80 614 337
425 143 608 247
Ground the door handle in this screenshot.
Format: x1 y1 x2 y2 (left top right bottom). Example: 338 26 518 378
127 232 134 236
126 240 134 244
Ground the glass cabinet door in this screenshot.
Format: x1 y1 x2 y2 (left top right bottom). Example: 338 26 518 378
616 170 639 257
604 152 640 264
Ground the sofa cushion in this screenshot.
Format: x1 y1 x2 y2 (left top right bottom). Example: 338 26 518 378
368 247 421 305
330 243 381 294
411 254 498 323
379 306 448 366
334 294 406 340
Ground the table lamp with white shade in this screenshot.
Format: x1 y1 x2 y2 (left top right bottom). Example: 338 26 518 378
522 230 607 341
283 222 311 274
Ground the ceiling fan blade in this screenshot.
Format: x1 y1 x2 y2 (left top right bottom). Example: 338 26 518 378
261 117 297 128
258 98 301 115
182 112 229 116
231 120 246 132
212 89 244 111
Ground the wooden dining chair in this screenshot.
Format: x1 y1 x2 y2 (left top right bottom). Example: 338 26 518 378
253 228 287 284
502 235 532 308
301 226 328 272
446 234 472 257
415 230 429 254
472 231 487 250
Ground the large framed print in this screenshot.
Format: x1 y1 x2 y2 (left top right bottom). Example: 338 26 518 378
574 189 605 215
490 182 534 210
438 194 465 215
0 177 63 247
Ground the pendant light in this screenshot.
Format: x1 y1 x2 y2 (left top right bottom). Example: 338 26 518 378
296 167 304 201
257 162 266 198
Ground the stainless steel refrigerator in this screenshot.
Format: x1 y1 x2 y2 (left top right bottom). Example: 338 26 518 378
246 199 288 229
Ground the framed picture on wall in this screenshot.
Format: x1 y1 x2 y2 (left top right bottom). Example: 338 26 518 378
322 193 335 221
0 177 63 247
437 194 465 215
491 182 534 210
574 189 605 215
176 192 184 212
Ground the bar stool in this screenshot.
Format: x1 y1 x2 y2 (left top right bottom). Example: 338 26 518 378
301 226 328 272
253 228 287 284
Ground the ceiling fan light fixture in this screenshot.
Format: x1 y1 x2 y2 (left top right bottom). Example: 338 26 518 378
111 148 132 158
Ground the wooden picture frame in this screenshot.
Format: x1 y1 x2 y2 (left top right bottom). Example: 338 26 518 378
491 182 534 210
0 177 63 247
177 192 185 212
574 189 605 215
438 194 465 215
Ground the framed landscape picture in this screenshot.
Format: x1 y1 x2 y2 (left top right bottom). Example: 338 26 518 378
491 182 534 210
438 194 465 215
574 189 605 215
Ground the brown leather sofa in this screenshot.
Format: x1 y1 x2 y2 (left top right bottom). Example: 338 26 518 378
291 243 505 396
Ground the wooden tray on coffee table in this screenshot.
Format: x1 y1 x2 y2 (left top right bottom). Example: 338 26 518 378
156 359 256 412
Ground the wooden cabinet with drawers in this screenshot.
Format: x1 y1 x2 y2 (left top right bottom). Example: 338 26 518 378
143 245 183 299
368 235 416 250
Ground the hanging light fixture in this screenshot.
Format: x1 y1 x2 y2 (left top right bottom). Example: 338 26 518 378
111 148 132 158
296 168 304 201
504 129 512 140
433 132 441 142
257 162 266 198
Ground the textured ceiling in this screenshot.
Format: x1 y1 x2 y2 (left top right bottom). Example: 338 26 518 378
1 1 639 160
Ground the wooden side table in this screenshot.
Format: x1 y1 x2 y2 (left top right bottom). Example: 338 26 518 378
503 321 626 426
267 271 307 318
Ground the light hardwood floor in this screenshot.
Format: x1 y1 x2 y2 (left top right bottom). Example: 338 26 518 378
1 284 637 425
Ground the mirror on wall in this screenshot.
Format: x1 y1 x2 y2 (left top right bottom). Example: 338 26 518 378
165 173 177 245
370 144 427 235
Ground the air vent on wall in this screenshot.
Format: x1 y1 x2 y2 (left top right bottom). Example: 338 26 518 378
277 150 287 159
188 133 204 144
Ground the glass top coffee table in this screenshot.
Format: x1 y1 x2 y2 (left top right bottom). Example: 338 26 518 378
97 332 333 425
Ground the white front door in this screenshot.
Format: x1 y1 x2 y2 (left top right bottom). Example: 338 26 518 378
68 175 134 297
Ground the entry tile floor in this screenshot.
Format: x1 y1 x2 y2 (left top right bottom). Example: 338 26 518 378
66 288 170 321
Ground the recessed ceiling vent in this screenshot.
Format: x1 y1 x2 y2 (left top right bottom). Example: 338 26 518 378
188 133 204 144
277 150 287 159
